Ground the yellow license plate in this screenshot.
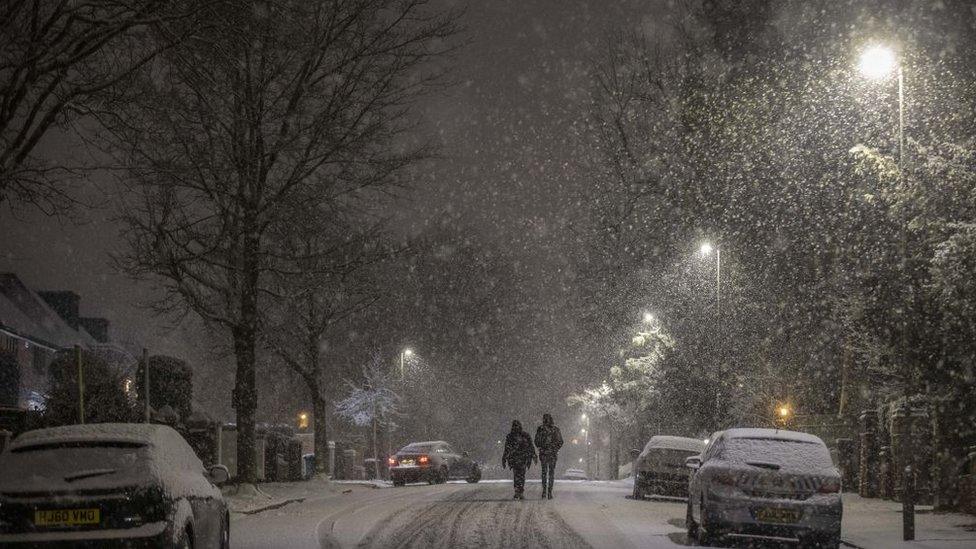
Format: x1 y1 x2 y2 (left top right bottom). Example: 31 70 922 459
34 508 100 527
755 507 799 524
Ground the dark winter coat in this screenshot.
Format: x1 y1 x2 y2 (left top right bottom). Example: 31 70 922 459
502 420 536 470
534 415 563 459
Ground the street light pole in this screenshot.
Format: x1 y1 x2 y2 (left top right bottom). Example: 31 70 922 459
859 46 917 528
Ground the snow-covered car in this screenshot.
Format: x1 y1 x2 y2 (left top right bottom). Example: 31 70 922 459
632 435 705 499
389 441 481 486
0 423 230 548
686 428 842 548
562 468 588 481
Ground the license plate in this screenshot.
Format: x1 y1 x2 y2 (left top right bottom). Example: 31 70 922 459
400 459 415 466
754 507 799 524
35 508 101 527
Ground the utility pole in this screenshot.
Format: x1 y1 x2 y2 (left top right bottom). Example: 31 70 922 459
143 349 151 422
75 345 84 424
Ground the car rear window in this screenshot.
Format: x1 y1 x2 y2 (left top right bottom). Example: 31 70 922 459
720 438 833 470
2 442 149 485
401 443 436 453
644 448 700 467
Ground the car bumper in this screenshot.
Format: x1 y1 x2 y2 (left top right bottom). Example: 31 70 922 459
636 471 690 496
703 490 842 540
390 466 434 483
0 521 172 547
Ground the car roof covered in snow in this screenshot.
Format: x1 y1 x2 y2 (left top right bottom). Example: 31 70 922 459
403 440 448 447
10 423 177 450
723 428 825 445
643 435 706 453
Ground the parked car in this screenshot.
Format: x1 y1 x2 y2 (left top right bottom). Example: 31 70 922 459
0 423 230 548
686 428 842 548
562 468 588 481
389 441 481 486
632 435 705 499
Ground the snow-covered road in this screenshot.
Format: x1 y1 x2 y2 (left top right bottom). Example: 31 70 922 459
231 480 976 548
232 480 691 548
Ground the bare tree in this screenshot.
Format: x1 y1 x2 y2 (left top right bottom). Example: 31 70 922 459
0 0 195 214
264 217 392 475
97 0 456 483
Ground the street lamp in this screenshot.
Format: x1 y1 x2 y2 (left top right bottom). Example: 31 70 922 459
857 43 911 396
858 44 904 168
642 312 655 324
399 348 413 379
699 242 721 315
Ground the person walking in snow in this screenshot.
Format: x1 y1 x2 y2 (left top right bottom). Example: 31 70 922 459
502 420 536 500
534 413 563 499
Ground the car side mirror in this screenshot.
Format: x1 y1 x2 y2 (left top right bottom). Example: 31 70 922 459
685 456 701 470
209 464 230 485
629 448 641 460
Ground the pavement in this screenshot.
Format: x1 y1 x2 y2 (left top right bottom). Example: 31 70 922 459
228 479 976 548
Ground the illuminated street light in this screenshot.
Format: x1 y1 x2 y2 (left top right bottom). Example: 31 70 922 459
700 242 713 256
297 411 309 430
399 348 414 378
859 45 896 79
643 312 655 323
581 413 587 421
778 404 792 419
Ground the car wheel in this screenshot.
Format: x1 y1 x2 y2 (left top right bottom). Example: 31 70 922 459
633 481 644 500
392 476 405 487
466 465 481 483
176 527 193 549
438 466 449 484
685 500 699 542
220 514 230 549
697 499 717 546
801 534 840 549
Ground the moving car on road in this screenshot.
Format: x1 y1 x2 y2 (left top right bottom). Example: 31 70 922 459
389 441 481 486
686 428 842 548
632 435 705 499
562 468 588 481
0 423 230 548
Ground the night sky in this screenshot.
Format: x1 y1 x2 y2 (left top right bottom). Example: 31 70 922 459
0 1 662 422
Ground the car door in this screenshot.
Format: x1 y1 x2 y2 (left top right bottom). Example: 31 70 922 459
691 434 721 522
440 444 462 477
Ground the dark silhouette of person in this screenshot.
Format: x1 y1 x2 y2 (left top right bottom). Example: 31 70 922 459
534 413 563 499
502 420 536 499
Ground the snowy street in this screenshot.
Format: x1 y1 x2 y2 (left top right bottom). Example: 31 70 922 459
231 480 976 549
232 480 689 549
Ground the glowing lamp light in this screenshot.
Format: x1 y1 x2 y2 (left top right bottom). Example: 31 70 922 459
643 312 655 323
700 242 714 256
297 412 309 429
859 45 897 79
778 405 792 419
403 348 413 356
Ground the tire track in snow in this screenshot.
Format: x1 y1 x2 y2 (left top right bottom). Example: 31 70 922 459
355 484 590 549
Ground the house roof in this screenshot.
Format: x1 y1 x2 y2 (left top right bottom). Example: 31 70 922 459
0 273 96 350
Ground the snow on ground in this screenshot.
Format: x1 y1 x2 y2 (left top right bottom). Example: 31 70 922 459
229 479 976 549
841 494 976 549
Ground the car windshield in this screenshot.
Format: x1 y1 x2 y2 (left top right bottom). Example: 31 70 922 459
1 441 149 486
721 438 833 470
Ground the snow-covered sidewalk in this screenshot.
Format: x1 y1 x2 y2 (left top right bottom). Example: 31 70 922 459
842 494 976 549
223 477 389 514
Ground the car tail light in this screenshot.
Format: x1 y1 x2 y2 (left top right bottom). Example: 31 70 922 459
818 478 841 493
419 455 429 465
388 457 397 466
